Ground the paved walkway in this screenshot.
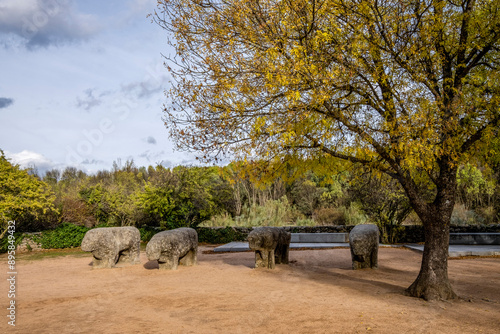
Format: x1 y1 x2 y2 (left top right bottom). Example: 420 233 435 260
213 242 500 258
405 244 500 257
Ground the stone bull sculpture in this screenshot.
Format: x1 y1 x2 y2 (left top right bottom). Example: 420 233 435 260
146 227 198 270
81 226 141 268
248 226 291 269
349 224 379 269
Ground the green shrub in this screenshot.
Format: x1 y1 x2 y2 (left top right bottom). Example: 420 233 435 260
0 232 24 253
293 217 316 226
138 226 160 242
476 206 498 225
340 203 368 225
200 212 235 227
196 227 249 244
32 223 90 249
377 223 406 244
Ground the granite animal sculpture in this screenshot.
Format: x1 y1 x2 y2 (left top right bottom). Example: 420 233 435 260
349 224 379 269
146 227 198 270
247 226 291 269
81 226 141 268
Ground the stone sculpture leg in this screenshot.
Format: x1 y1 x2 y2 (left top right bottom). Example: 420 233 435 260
179 249 197 266
121 245 140 264
255 249 275 269
159 255 179 270
90 247 119 269
92 254 118 269
351 254 366 270
275 241 290 264
351 245 379 269
117 249 133 264
370 247 378 269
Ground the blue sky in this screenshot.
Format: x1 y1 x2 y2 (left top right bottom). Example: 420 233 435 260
0 0 199 174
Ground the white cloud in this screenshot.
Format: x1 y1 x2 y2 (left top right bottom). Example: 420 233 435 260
0 0 102 49
5 149 58 174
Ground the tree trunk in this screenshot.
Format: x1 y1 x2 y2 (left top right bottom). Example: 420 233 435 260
405 164 458 301
405 210 457 300
233 182 242 216
399 159 459 301
0 226 9 240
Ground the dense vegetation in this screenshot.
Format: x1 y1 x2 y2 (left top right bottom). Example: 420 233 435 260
2 153 498 244
0 151 58 238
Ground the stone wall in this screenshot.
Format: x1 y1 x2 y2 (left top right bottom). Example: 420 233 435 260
196 224 500 244
450 224 500 233
16 233 42 252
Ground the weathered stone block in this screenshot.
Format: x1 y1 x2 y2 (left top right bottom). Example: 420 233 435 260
81 227 141 268
248 227 291 269
146 227 198 270
349 224 379 270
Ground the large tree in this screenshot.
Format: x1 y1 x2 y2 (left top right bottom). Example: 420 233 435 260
154 0 500 300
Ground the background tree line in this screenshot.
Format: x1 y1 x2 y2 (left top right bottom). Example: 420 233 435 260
2 151 499 242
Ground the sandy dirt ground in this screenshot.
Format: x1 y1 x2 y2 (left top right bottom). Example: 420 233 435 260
1 246 500 334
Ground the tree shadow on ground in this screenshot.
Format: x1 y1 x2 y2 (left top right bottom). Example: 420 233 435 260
209 248 418 296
